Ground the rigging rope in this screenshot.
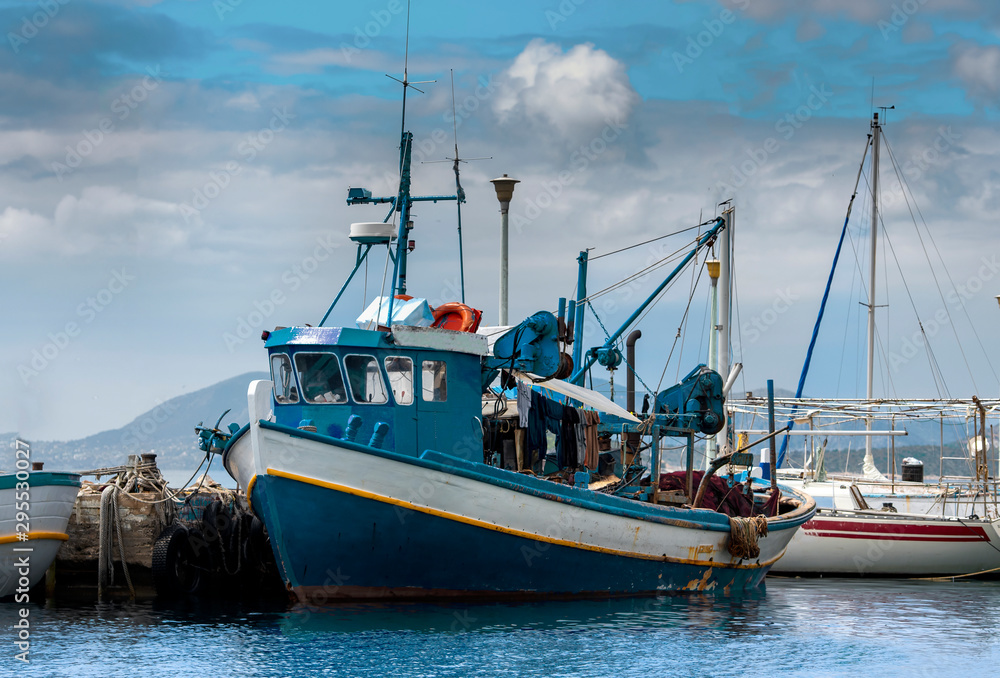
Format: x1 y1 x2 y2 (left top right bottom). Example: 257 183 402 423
861 169 957 396
589 221 711 261
882 133 993 387
675 233 703 382
777 136 871 467
655 252 707 393
583 239 696 302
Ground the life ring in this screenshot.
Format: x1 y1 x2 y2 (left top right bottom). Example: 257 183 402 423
431 302 483 332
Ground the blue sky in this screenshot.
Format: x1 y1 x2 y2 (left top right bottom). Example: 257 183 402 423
1 0 999 441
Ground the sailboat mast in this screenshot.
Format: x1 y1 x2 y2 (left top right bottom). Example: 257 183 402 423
866 112 881 461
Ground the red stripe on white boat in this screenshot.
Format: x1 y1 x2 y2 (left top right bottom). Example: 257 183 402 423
802 518 989 542
806 532 986 542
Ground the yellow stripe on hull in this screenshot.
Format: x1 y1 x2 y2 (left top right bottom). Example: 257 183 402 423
0 531 69 545
246 474 258 512
265 467 778 569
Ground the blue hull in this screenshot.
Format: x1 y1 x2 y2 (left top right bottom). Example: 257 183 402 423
253 473 770 601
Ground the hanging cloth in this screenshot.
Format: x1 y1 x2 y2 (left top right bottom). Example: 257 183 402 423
583 410 601 470
517 381 532 429
525 390 548 469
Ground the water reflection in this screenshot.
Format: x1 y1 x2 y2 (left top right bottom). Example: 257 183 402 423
3 578 1000 678
277 587 772 636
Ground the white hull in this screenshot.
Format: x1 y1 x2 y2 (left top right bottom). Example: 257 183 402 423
778 475 995 518
773 508 1000 576
0 477 80 598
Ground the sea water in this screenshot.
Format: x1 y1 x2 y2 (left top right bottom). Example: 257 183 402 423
3 578 999 677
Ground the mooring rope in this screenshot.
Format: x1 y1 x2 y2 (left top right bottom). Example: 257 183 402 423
98 485 115 598
98 486 136 599
727 514 769 560
111 488 135 599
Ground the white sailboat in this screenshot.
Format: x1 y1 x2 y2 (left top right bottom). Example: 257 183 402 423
741 112 1000 576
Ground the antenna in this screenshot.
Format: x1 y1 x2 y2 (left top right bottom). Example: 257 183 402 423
877 104 895 126
336 1 465 326
385 0 435 150
422 69 491 302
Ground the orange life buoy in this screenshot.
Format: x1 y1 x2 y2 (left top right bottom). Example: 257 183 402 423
431 302 483 333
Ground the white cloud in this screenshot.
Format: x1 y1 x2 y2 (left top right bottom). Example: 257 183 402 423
0 206 48 242
54 186 187 252
953 43 1000 104
493 39 638 144
224 91 261 111
268 47 399 75
0 186 191 256
729 0 986 23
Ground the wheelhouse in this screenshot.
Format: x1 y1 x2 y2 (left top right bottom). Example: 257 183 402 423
264 325 486 461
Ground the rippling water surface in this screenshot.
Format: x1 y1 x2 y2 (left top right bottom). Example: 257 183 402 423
4 578 1000 677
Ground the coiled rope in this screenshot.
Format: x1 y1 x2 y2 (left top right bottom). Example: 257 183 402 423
727 514 769 560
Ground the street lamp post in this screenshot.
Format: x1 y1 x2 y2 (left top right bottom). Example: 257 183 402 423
490 174 519 326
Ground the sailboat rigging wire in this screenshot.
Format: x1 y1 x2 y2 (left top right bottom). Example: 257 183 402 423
861 164 965 394
877 216 949 396
589 222 708 261
777 135 871 466
872 320 901 399
881 132 997 385
835 255 860 394
845 172 873 306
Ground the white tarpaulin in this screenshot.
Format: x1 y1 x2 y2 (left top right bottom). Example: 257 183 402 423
513 371 641 423
356 296 434 329
476 325 513 354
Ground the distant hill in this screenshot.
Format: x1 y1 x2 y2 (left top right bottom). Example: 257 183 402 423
2 372 268 473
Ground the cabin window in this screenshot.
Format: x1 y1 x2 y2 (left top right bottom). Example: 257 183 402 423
384 356 414 405
421 360 448 402
270 354 299 404
344 354 389 404
295 353 348 404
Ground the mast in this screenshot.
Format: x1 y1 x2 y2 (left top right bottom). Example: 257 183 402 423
339 0 460 327
570 250 588 384
717 206 732 456
865 112 881 471
705 257 720 468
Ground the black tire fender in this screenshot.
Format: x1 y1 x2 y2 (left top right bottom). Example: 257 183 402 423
151 524 208 596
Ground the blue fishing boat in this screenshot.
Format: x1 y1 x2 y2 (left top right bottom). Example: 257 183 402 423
201 62 815 603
